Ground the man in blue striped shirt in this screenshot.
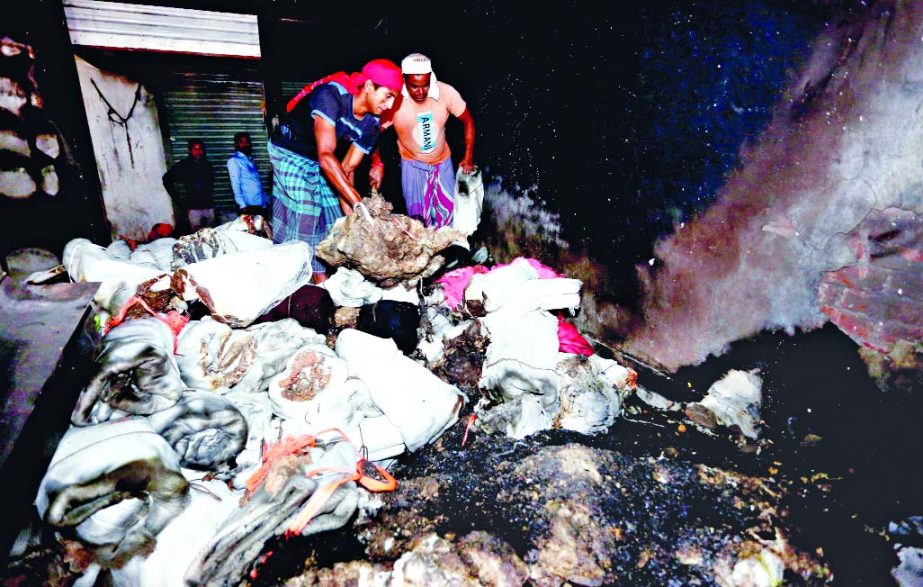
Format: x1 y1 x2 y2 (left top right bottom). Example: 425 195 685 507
226 132 268 217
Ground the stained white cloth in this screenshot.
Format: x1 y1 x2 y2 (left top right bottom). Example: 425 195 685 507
699 369 763 439
323 267 383 307
466 257 581 315
267 344 348 421
174 241 312 327
36 419 189 567
107 477 240 587
346 415 406 461
452 167 485 236
380 282 421 305
186 441 359 585
62 238 169 313
175 317 258 391
71 318 185 426
556 354 630 435
170 227 272 270
130 238 177 272
479 309 561 402
229 318 327 394
477 310 634 439
223 390 276 490
146 391 248 471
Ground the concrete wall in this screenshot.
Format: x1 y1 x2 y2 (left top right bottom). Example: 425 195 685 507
75 55 173 240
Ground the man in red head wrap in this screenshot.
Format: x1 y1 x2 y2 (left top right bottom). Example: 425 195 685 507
269 59 402 283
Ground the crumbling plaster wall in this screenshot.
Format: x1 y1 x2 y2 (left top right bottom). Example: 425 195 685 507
620 0 923 371
76 55 173 240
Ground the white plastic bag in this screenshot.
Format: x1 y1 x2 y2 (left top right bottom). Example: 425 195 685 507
452 167 484 235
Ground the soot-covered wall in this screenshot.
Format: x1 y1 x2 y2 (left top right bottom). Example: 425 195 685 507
621 1 923 371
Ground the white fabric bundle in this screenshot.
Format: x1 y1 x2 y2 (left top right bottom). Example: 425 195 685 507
175 317 257 391
105 239 132 260
478 305 639 438
323 267 384 307
186 441 359 585
146 390 248 470
71 318 185 425
214 213 270 234
346 415 406 461
267 344 348 421
465 257 581 315
130 238 178 272
107 477 240 587
62 238 169 313
452 167 485 236
223 390 275 490
556 354 631 435
381 282 421 305
174 241 312 327
699 369 763 439
229 318 327 394
335 329 465 452
36 419 189 567
479 309 562 402
475 394 554 440
465 257 539 311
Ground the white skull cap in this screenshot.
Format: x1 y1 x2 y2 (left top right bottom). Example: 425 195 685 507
401 53 434 75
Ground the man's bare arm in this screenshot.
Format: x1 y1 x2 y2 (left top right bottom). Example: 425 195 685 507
457 107 476 173
315 117 363 211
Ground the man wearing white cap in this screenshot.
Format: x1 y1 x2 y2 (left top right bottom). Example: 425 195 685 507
375 53 476 228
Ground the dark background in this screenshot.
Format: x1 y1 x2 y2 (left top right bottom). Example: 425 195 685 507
259 0 860 300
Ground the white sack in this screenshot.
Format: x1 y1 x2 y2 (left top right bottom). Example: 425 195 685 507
335 329 464 452
62 238 168 313
36 419 188 566
229 318 327 394
71 318 185 425
175 317 257 391
174 241 312 327
346 415 406 461
381 283 421 305
465 258 539 311
267 344 348 421
109 477 239 587
699 369 763 439
171 228 272 269
479 309 561 402
452 167 485 236
223 390 276 490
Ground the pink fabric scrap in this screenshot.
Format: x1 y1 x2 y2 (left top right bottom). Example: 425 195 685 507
434 265 489 310
557 313 594 356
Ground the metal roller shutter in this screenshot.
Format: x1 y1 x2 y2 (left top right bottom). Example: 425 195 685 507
160 70 270 214
282 80 311 106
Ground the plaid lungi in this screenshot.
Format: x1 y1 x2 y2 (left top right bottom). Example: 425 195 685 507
268 142 342 275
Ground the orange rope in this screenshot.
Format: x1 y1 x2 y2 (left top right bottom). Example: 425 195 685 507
245 435 317 498
461 413 477 447
245 429 399 536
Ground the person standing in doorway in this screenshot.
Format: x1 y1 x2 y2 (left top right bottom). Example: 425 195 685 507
162 138 215 234
269 58 402 283
375 53 476 228
227 131 268 217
